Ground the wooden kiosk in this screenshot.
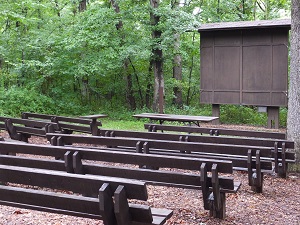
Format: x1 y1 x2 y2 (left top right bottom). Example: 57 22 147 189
198 19 291 128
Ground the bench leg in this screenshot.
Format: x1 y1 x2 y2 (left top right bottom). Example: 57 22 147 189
210 164 226 219
114 185 132 225
278 142 287 178
5 119 29 142
209 192 226 219
201 163 226 219
248 150 263 193
99 183 117 225
64 151 74 173
200 163 210 210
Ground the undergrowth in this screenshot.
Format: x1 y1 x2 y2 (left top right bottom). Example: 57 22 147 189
0 87 287 128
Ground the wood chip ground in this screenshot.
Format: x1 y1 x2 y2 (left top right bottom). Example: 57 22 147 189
0 125 299 225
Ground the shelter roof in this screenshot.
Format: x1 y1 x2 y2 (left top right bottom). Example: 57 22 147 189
198 19 291 32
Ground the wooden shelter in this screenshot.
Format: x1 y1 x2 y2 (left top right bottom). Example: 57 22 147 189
198 19 291 128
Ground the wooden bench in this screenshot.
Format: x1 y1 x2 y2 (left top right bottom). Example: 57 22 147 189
0 141 240 219
0 116 59 142
144 123 286 139
46 133 295 192
0 144 172 224
21 112 106 135
98 128 295 178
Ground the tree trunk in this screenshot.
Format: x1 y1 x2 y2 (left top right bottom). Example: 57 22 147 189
150 0 164 113
172 0 183 108
287 0 300 168
78 0 89 103
173 33 183 108
110 0 136 110
78 0 87 12
146 63 153 109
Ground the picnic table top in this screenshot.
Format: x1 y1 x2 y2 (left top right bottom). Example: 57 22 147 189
133 113 219 123
79 114 108 120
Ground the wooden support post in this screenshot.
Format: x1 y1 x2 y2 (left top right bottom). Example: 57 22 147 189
267 106 279 129
274 142 279 173
200 163 210 210
179 136 185 153
51 117 61 130
46 124 55 142
90 120 100 136
211 164 225 219
99 183 117 225
247 149 254 187
73 151 84 174
64 151 74 173
114 185 132 225
253 150 263 193
136 141 143 153
248 149 263 193
5 119 27 142
212 104 220 125
57 136 64 146
278 142 287 178
152 125 157 132
50 136 57 146
143 142 150 154
136 141 144 168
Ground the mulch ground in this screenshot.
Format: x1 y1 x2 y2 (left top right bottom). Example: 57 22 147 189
0 125 299 225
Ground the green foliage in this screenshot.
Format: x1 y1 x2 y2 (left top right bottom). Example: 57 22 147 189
0 0 291 127
220 105 267 126
0 87 56 117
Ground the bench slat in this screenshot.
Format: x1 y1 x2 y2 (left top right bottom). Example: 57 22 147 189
0 164 148 200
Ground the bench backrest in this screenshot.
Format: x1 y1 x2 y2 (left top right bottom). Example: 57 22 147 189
144 123 287 139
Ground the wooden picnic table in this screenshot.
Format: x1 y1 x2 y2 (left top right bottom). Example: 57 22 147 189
79 114 108 122
133 113 219 126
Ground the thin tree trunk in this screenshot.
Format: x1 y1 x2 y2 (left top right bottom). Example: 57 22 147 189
79 0 87 12
287 0 300 168
146 63 153 108
172 0 183 108
78 0 89 103
55 0 61 17
150 0 164 113
186 32 196 106
110 0 136 109
129 58 144 106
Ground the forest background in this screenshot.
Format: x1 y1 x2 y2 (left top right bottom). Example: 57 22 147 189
0 0 291 126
